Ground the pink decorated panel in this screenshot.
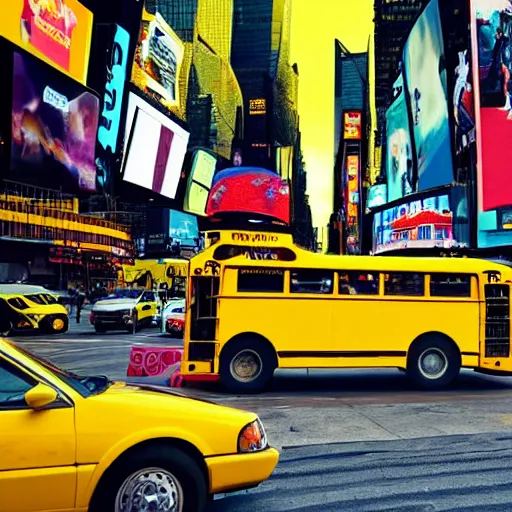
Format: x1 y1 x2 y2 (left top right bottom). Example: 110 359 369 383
127 346 183 377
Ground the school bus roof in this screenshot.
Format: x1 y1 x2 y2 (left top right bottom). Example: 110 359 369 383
198 230 512 276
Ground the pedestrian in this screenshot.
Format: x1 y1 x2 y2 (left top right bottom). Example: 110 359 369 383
76 287 86 324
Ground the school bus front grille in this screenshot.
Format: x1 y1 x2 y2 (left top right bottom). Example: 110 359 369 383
484 284 510 358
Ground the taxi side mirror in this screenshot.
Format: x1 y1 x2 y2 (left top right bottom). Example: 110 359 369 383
25 383 58 410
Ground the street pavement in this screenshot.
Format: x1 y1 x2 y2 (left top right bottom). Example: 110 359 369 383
208 433 512 511
8 322 512 510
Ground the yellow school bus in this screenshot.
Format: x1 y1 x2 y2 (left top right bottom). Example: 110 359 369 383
180 229 512 393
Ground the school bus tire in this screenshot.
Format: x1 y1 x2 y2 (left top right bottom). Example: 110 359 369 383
220 336 277 393
406 334 461 390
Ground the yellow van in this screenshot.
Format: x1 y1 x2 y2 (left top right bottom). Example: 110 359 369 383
0 284 69 336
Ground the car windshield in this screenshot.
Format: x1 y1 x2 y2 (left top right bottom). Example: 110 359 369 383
101 289 143 301
12 344 112 397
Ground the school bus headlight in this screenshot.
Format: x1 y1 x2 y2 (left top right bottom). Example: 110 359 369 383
238 419 268 453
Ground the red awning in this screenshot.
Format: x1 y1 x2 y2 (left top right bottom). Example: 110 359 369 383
390 210 452 230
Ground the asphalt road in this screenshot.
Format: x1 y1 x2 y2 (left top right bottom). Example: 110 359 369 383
208 433 512 511
8 324 512 510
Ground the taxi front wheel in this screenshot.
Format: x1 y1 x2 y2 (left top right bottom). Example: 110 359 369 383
89 445 207 512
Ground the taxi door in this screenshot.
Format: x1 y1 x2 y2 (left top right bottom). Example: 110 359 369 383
0 356 76 512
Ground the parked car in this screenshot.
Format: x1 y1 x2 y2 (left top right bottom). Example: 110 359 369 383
0 284 69 336
0 339 279 511
162 299 186 337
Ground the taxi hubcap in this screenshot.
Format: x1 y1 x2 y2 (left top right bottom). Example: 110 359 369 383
52 318 65 331
115 467 182 512
230 350 263 382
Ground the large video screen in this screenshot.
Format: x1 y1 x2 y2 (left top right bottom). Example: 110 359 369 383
206 167 290 225
372 194 456 254
11 51 100 193
169 210 199 247
131 8 184 111
403 0 454 191
183 150 217 216
1 0 93 85
386 72 414 202
472 0 512 248
122 93 189 199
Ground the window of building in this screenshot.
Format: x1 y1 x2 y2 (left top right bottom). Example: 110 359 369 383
339 272 379 295
290 270 334 294
384 272 424 296
430 274 471 297
237 269 284 293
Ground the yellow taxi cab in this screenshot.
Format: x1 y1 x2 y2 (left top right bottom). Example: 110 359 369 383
0 339 279 512
0 284 69 337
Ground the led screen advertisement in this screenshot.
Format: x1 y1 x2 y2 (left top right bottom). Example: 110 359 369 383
372 195 457 254
131 8 184 111
11 51 100 193
183 150 217 217
366 184 387 210
472 0 512 248
122 93 189 199
343 111 362 140
206 167 291 225
1 0 93 85
386 72 414 203
96 24 130 191
169 210 199 247
403 0 454 192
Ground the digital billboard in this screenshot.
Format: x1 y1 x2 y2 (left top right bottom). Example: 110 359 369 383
122 93 189 199
386 72 414 202
1 0 93 85
472 0 512 248
345 155 359 222
131 8 184 111
372 195 456 254
403 0 454 191
11 51 100 193
206 167 290 225
366 184 387 210
183 150 217 216
169 210 199 247
343 111 362 140
96 24 130 191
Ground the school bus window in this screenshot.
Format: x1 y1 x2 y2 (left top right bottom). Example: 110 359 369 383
290 270 334 294
237 268 284 293
430 274 471 297
384 272 424 296
339 271 379 295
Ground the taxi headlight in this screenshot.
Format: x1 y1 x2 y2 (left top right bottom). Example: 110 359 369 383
238 418 268 453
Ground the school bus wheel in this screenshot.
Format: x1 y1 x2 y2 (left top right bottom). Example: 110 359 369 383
406 334 461 390
220 335 277 393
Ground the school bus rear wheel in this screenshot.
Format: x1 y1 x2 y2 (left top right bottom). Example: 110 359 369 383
220 337 276 393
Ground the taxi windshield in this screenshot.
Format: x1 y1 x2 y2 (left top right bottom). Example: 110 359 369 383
12 344 111 397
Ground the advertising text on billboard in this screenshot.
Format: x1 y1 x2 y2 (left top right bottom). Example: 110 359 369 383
1 0 93 85
11 51 100 193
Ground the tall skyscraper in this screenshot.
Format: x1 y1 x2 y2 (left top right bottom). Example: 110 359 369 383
231 0 296 171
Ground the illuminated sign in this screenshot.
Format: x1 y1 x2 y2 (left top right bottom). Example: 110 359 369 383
131 8 184 110
249 98 266 115
232 232 279 243
1 0 93 85
98 25 130 155
346 155 359 221
343 111 362 140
